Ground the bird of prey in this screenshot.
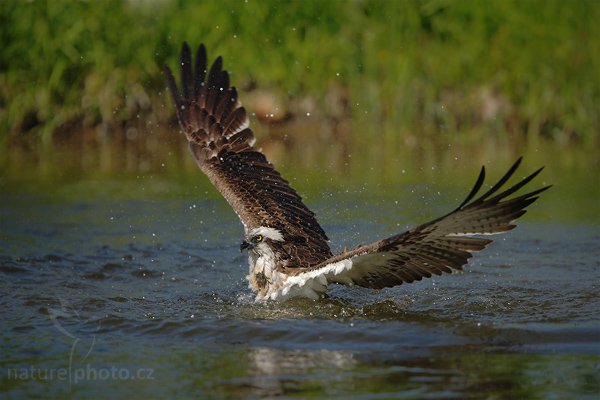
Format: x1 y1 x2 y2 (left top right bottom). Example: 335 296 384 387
163 43 550 301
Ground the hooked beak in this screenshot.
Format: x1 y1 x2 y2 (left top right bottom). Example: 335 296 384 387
240 240 251 252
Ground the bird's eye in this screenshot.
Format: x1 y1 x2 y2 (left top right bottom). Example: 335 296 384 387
254 235 263 243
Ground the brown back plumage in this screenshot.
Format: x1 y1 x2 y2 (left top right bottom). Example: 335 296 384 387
163 43 332 268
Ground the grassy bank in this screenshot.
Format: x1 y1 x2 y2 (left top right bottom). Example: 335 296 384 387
1 0 599 168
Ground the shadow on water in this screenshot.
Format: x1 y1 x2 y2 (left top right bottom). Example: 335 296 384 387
1 123 599 398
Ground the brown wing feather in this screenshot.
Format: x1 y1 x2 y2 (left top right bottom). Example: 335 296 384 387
302 158 550 288
164 43 332 267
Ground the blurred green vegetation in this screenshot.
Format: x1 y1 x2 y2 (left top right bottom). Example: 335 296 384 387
1 0 599 162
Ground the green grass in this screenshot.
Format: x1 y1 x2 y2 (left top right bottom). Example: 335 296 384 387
1 0 599 149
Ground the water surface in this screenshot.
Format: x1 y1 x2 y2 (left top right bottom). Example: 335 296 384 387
1 170 599 398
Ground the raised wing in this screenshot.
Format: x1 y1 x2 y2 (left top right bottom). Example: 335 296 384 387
293 158 550 288
163 43 332 267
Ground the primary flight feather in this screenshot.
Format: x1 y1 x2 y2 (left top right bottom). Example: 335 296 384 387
163 43 550 301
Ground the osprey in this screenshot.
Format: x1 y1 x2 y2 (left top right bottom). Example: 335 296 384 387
163 43 550 301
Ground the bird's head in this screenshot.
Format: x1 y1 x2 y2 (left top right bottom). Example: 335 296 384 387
240 226 284 254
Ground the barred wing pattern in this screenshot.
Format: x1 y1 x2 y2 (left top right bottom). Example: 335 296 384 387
302 158 550 289
163 43 332 268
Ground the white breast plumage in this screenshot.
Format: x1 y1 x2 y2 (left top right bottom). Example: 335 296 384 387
164 42 550 302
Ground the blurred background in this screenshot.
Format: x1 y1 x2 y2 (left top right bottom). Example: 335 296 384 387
1 3 599 398
1 0 598 185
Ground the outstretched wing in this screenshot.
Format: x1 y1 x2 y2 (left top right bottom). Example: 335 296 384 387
163 43 332 267
286 158 550 288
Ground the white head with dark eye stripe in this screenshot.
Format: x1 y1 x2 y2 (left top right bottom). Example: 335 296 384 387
240 226 284 253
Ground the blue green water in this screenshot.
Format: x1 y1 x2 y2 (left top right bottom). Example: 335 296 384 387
1 161 599 398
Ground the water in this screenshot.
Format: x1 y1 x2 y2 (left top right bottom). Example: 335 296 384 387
1 176 599 399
